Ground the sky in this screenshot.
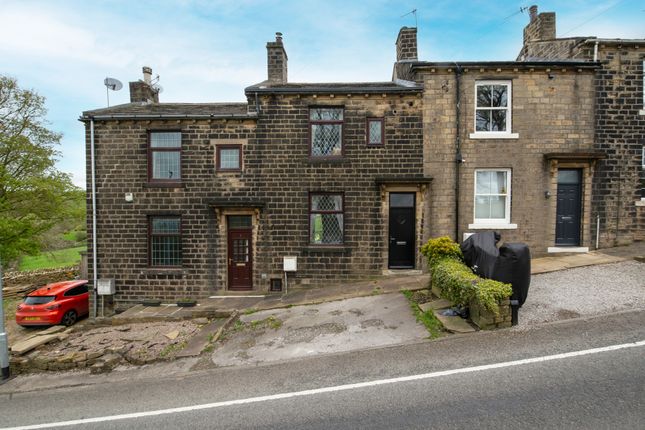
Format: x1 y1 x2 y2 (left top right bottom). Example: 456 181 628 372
1 0 643 189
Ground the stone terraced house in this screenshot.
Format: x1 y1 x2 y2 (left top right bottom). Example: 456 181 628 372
81 9 640 311
517 5 645 246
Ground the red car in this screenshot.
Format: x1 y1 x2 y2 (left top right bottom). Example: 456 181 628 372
16 280 89 327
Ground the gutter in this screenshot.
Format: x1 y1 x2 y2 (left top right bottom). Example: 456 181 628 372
243 86 423 95
80 113 257 121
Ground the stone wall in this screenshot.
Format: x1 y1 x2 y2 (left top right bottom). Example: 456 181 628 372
86 92 425 310
469 298 512 330
3 267 80 290
419 66 596 254
588 45 645 247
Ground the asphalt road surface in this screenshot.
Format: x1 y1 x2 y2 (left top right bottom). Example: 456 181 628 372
1 310 644 429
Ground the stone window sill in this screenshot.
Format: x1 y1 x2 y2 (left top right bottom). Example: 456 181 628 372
302 245 350 254
468 223 518 230
308 157 349 165
140 268 187 276
144 182 184 189
469 132 519 140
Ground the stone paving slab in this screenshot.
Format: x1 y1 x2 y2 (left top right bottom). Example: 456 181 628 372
531 252 626 274
433 311 476 334
419 298 452 312
11 334 61 355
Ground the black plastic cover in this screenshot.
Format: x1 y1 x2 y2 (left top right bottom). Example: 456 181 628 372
461 233 531 308
460 231 500 278
493 243 531 307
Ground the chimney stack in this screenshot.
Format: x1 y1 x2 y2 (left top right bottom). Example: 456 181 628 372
523 5 556 45
396 27 418 62
129 66 159 103
267 32 288 84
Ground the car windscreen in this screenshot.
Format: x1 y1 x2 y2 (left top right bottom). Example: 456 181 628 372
24 296 56 305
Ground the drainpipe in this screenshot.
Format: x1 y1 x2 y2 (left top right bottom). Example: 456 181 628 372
0 260 10 380
593 41 599 62
90 119 98 320
454 63 463 242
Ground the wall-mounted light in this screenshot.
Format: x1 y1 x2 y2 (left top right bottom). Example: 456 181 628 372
545 190 551 199
548 73 555 80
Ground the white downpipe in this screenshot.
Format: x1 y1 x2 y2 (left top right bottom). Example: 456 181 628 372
596 215 600 250
593 41 599 62
90 119 98 319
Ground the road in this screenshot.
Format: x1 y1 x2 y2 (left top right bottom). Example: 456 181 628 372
1 310 644 429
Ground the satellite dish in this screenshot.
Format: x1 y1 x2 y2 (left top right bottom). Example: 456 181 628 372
103 77 123 107
104 77 123 91
152 84 163 94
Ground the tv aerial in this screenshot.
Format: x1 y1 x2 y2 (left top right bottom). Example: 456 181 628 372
150 75 163 94
103 77 123 107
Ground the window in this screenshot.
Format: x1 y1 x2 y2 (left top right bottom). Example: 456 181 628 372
310 108 343 157
149 131 181 182
471 81 518 139
216 145 242 171
309 193 344 244
473 169 511 225
366 118 384 145
149 216 182 267
64 284 88 297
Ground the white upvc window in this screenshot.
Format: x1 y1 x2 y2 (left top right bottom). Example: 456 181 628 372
470 81 519 139
469 169 517 229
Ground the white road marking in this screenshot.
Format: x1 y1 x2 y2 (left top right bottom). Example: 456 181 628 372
4 340 644 430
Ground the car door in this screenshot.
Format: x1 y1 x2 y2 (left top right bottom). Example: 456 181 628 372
64 284 90 316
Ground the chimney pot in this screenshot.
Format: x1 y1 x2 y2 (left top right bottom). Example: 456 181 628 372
529 5 538 22
275 32 283 43
142 66 153 84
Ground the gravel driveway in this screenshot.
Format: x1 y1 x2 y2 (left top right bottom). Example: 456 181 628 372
518 260 645 327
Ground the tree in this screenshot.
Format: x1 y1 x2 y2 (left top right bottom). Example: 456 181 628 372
0 75 78 264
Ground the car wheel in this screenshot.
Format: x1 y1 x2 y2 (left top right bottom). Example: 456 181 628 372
61 310 77 327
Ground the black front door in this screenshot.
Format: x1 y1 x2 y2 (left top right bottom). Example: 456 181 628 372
388 193 416 268
555 169 582 246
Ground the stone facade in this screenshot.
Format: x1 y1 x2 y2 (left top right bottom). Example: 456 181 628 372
414 63 597 253
83 46 425 310
82 24 615 310
518 5 645 248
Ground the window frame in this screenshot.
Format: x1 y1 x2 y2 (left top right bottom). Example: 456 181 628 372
366 117 384 146
309 107 344 158
216 144 243 172
472 168 513 226
470 81 518 139
148 215 183 268
147 130 183 184
308 192 345 245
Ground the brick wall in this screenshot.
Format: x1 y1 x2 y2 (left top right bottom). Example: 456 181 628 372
419 67 596 254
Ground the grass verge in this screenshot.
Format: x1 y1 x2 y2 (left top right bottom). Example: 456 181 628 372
401 290 443 339
18 246 87 271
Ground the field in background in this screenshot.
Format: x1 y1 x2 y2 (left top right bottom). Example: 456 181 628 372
18 246 86 271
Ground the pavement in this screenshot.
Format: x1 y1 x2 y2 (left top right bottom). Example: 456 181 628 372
114 241 645 323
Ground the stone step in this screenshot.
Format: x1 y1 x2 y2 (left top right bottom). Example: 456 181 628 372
433 310 476 334
175 316 234 358
419 299 452 313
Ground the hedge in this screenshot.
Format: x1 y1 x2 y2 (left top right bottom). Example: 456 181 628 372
421 236 512 316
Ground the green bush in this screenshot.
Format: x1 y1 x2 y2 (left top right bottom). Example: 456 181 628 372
431 257 512 316
420 236 463 266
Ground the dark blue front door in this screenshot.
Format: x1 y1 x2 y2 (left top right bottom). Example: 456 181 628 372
555 169 582 246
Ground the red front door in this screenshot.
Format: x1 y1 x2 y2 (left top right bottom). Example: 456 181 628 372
227 217 253 290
